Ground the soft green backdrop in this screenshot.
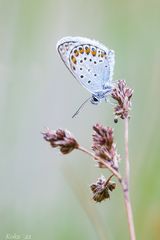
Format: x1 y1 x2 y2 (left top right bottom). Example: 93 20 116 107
1 0 160 239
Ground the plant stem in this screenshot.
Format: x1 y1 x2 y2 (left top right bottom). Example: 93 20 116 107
78 146 122 182
78 119 136 240
122 118 136 240
125 117 129 182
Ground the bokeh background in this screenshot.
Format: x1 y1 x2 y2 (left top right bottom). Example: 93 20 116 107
1 0 160 239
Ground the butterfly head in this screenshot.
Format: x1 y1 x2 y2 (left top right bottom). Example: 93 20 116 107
90 85 113 105
90 95 101 105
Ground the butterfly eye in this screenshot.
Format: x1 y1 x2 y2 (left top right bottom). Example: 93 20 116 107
91 96 99 105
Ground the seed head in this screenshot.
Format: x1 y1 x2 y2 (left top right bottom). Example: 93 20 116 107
42 128 79 154
92 124 120 170
90 175 116 203
111 80 133 120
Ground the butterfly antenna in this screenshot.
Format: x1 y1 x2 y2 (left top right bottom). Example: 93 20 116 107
72 97 91 118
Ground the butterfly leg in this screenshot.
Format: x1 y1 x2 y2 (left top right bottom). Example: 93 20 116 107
105 96 116 106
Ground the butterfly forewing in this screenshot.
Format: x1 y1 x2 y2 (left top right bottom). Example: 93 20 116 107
69 44 112 93
57 37 115 95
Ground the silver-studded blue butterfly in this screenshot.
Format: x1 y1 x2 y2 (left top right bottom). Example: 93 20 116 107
56 37 115 117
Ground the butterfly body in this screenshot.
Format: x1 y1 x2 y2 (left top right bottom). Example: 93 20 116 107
56 36 115 105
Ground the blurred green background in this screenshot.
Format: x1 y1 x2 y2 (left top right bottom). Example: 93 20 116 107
1 0 160 239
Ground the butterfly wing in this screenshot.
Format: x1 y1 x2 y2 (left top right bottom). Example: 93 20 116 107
57 37 115 95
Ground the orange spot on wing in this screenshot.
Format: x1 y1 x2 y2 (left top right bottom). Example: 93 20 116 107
74 49 79 57
71 55 77 64
101 53 104 57
85 46 90 54
79 47 84 54
101 51 107 58
91 49 97 56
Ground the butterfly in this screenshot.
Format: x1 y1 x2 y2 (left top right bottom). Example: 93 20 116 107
56 36 115 117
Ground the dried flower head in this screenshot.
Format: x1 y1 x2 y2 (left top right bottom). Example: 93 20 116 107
42 128 79 154
90 175 116 203
92 124 120 170
111 80 133 121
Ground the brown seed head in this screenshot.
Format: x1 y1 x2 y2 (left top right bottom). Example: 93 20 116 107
111 80 133 120
42 128 79 154
92 124 120 170
90 175 116 203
